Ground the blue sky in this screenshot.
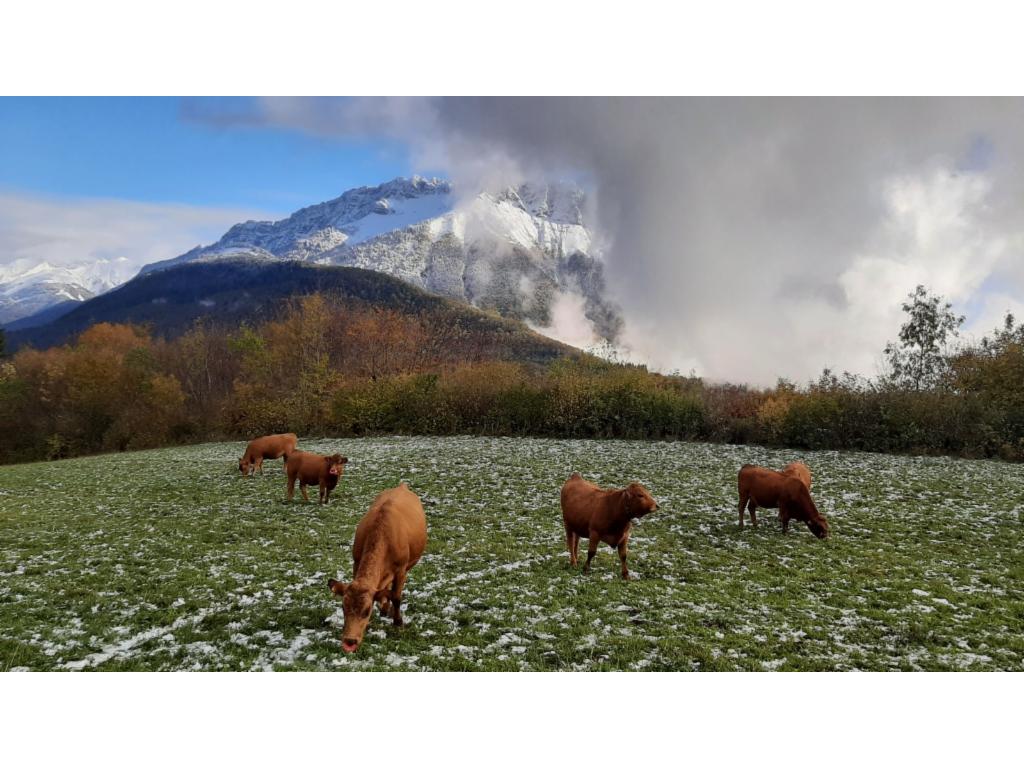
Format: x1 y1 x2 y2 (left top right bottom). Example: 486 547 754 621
0 97 415 214
0 98 433 292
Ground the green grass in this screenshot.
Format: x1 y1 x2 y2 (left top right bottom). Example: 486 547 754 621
1 436 1022 671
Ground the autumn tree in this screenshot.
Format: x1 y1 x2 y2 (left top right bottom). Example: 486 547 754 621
883 285 964 391
154 321 240 431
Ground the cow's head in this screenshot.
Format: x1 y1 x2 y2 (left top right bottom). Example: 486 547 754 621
797 485 829 539
624 482 659 518
325 454 348 476
806 510 830 539
328 578 389 653
238 457 253 476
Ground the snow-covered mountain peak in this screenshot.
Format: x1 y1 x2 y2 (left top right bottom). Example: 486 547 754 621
0 257 134 295
146 176 456 269
494 181 586 226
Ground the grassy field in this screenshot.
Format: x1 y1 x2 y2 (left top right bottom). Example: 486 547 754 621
1 436 1022 671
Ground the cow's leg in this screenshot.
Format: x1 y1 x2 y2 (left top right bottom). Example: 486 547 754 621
319 483 326 504
390 571 408 627
780 506 791 533
300 482 309 502
583 533 600 574
287 474 296 501
257 458 264 476
738 491 749 528
747 500 759 528
564 524 579 567
617 539 630 580
377 581 394 619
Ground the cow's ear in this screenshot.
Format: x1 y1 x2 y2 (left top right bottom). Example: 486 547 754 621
373 589 390 603
339 456 349 464
328 579 348 596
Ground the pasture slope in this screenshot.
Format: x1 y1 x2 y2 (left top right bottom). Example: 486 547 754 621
1 437 1022 671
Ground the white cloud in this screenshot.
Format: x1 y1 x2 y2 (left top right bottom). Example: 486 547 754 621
0 190 273 288
832 167 1018 377
529 292 601 351
552 163 1024 384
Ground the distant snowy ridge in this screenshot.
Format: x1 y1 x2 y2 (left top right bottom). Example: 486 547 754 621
0 258 137 325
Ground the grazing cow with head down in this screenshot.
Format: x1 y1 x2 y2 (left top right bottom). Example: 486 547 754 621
286 451 348 504
560 472 659 579
239 433 298 476
327 482 428 653
737 464 829 538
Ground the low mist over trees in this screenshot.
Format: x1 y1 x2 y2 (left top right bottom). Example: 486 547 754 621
2 286 1023 464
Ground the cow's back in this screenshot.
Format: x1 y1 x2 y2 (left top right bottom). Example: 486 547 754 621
251 432 297 459
382 483 427 565
286 450 323 483
738 464 770 493
561 473 607 534
354 484 427 568
268 432 297 456
781 461 811 490
739 465 787 506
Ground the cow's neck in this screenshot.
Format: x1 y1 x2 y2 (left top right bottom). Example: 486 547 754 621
609 489 636 525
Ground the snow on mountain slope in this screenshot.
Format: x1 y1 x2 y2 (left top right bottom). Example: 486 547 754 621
141 176 456 271
0 258 138 325
324 187 616 338
329 186 591 281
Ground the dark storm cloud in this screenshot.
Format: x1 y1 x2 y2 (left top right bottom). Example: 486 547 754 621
210 97 1024 383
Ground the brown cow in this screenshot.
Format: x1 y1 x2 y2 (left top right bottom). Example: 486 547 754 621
737 464 829 538
285 451 348 504
239 433 298 476
781 461 812 490
327 483 428 653
560 472 659 579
